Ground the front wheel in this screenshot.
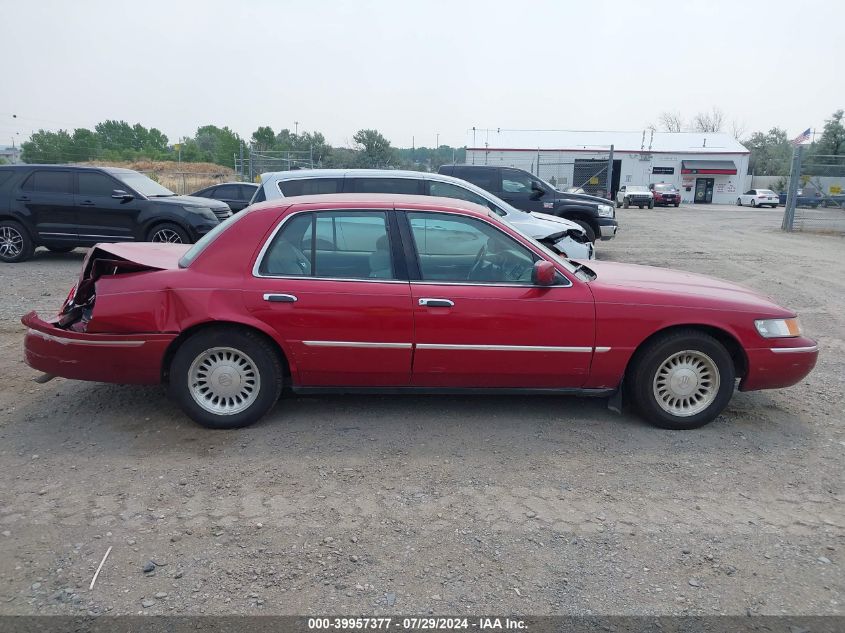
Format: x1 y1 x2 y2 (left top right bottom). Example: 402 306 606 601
572 220 596 243
147 222 190 244
630 329 735 430
648 200 654 209
170 327 283 429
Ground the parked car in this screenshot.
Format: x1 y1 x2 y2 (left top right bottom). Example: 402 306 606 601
23 194 817 431
822 193 845 208
251 169 594 260
617 185 654 209
0 165 231 263
777 189 822 208
437 165 618 243
737 189 779 208
190 182 259 213
649 183 681 207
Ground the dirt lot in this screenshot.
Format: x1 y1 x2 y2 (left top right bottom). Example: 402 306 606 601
0 204 842 617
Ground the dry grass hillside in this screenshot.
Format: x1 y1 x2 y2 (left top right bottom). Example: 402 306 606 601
80 160 238 194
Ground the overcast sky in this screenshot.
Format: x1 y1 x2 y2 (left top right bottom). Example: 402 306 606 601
1 0 842 149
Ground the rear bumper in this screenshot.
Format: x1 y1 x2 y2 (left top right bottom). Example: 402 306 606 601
22 311 175 385
739 340 819 391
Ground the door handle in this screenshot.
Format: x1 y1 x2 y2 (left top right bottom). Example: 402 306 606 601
79 200 95 206
263 293 297 303
418 297 454 308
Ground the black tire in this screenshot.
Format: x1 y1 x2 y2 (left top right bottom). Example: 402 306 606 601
0 220 35 263
616 200 622 208
673 202 680 207
572 220 596 243
648 200 655 209
623 198 630 209
169 327 283 429
46 245 76 253
750 199 757 208
637 204 644 209
737 198 742 206
146 222 191 244
629 329 736 430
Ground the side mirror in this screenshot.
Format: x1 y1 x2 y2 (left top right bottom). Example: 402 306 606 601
529 181 545 200
111 189 134 201
532 260 556 286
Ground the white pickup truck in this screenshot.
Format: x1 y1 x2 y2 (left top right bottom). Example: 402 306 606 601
617 185 654 209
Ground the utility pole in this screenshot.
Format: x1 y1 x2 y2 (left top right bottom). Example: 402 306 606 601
239 140 245 180
606 145 615 200
294 121 299 135
782 145 804 231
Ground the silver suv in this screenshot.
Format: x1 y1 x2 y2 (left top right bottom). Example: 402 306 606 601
249 169 594 260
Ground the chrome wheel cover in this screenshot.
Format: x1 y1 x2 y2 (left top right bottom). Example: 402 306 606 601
188 347 261 416
652 350 720 417
0 226 24 258
151 228 184 243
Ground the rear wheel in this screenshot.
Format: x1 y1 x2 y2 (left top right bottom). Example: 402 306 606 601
674 202 680 207
147 222 190 244
750 199 757 208
572 220 596 243
0 220 34 263
170 327 283 429
629 329 735 430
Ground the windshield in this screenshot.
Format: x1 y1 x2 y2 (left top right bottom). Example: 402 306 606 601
627 185 648 192
115 172 175 197
653 184 676 192
178 210 248 268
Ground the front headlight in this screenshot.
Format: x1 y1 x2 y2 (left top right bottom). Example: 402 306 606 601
185 206 218 221
755 317 801 338
597 204 614 218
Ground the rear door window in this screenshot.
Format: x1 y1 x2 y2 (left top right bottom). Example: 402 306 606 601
278 178 343 197
22 170 73 194
451 167 500 192
215 184 241 199
348 178 423 195
239 185 257 200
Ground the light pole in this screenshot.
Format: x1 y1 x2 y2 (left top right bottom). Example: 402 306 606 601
294 121 299 136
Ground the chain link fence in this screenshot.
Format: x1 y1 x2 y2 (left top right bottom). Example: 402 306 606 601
235 149 316 182
783 151 845 233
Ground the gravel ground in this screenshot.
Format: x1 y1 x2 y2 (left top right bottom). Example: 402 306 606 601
0 204 842 616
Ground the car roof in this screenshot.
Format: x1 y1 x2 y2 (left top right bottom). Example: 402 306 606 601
248 193 493 219
258 168 430 183
0 164 136 174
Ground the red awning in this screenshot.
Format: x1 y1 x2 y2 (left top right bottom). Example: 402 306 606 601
681 160 737 175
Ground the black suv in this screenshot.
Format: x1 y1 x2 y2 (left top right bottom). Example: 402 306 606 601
438 164 618 243
0 165 231 262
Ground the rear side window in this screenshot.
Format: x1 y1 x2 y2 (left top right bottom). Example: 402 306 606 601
451 167 499 192
278 178 343 197
22 170 73 194
349 178 423 195
259 211 394 280
251 186 266 203
215 184 241 198
78 172 118 197
240 185 257 200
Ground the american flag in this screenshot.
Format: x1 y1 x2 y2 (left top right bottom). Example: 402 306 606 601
791 128 811 146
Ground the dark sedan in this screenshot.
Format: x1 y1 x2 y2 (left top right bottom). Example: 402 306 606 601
190 182 259 212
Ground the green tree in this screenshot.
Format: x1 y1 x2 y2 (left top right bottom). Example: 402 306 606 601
744 127 791 176
251 126 276 151
70 128 100 161
813 110 845 156
20 129 74 163
352 129 394 168
194 124 242 167
95 120 135 151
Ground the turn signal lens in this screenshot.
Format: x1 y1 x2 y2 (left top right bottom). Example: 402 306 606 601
755 317 801 338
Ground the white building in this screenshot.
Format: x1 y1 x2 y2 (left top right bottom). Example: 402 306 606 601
464 130 750 205
0 145 22 164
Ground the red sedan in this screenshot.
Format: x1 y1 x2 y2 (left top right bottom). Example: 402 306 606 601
21 194 818 430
